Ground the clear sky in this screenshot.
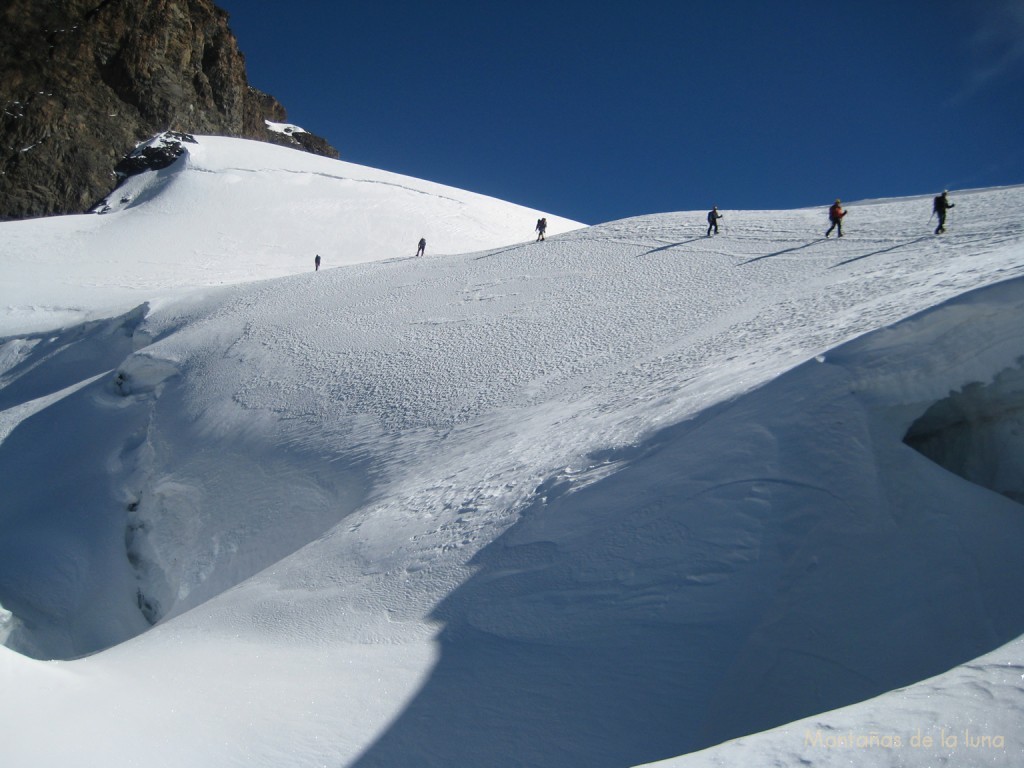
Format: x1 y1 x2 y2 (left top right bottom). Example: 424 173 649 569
215 0 1024 225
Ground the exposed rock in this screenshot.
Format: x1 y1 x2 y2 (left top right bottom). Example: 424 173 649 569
112 130 196 179
0 0 338 222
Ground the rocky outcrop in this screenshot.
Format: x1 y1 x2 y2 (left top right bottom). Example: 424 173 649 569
0 0 338 221
110 129 196 182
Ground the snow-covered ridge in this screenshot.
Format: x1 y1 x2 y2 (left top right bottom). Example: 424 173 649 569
0 141 1023 767
0 134 583 336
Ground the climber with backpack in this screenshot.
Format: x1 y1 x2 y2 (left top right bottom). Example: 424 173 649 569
825 199 846 238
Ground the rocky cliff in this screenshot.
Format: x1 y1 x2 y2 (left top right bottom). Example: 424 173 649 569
0 0 338 221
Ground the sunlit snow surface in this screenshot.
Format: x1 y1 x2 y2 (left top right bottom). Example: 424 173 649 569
0 135 581 335
1 137 1023 767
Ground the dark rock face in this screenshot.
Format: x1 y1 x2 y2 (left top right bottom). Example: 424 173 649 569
0 0 338 222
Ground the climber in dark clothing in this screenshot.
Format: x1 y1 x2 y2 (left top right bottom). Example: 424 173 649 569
706 206 723 236
933 191 954 234
416 238 426 257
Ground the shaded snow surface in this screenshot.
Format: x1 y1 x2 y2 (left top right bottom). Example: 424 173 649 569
1 136 1023 767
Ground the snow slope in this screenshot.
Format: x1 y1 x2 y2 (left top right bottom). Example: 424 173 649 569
1 136 1023 768
0 134 582 335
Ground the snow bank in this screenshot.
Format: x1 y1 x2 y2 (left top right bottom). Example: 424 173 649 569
0 141 1022 767
633 279 1024 766
350 277 1024 767
641 636 1024 768
0 134 583 336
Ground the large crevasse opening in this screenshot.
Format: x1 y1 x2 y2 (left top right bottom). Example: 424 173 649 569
904 361 1024 505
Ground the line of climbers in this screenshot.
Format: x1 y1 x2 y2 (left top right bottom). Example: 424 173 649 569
707 192 955 241
311 193 956 271
825 191 953 238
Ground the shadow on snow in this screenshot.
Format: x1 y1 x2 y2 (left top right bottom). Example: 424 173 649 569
637 238 706 257
740 240 823 264
830 236 933 268
352 344 1024 768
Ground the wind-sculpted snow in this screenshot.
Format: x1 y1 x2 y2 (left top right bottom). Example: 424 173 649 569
1 156 1024 767
348 276 1024 767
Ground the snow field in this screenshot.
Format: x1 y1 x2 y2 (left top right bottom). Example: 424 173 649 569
1 135 1023 767
0 135 583 336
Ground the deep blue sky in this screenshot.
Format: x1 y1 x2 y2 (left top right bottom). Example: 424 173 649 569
216 1 1024 225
